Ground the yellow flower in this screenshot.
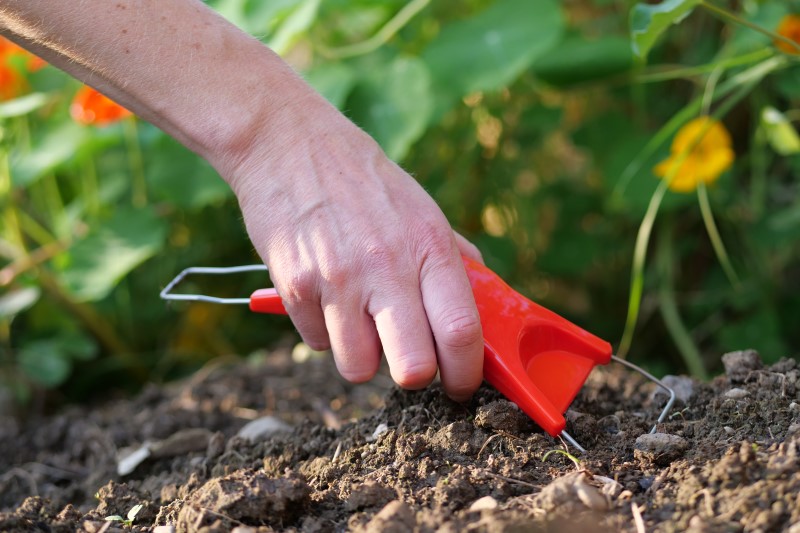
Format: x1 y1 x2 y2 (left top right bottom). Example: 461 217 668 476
776 14 800 55
653 117 734 193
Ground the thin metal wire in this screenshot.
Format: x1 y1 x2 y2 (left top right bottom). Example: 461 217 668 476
611 355 676 434
160 265 268 305
560 430 587 454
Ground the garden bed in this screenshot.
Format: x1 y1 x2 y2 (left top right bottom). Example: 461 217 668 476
1 347 799 532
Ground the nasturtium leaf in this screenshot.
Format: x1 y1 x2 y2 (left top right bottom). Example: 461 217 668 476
146 134 231 210
18 340 72 387
630 0 701 60
533 35 633 87
304 63 356 109
0 93 48 119
57 207 168 302
347 56 432 161
422 0 563 116
761 106 800 156
0 287 40 318
10 122 91 187
268 0 321 56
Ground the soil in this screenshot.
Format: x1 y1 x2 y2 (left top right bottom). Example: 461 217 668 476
1 346 799 532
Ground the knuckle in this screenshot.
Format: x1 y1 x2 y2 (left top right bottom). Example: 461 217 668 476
279 270 318 305
417 226 455 261
435 307 483 350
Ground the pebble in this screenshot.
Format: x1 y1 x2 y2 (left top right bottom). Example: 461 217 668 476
236 416 292 442
362 500 416 533
575 479 608 511
721 350 762 383
150 428 213 458
634 433 689 466
653 375 695 404
724 388 750 400
153 526 176 533
469 496 499 512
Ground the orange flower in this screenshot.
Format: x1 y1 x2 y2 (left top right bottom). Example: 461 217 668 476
0 36 46 72
0 63 26 101
776 14 800 54
70 85 133 126
653 117 734 193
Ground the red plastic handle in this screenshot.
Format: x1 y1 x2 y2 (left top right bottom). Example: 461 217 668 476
249 288 287 315
248 259 611 437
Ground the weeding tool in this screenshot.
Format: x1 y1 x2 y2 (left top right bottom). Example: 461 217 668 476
161 258 675 452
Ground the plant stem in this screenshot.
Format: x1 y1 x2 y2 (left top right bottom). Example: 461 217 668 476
700 1 800 55
82 156 100 215
634 48 773 84
617 180 669 360
697 183 740 289
124 119 147 208
317 0 430 59
656 221 708 379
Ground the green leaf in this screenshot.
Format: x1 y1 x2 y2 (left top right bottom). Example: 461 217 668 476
268 0 321 55
0 93 49 119
18 340 72 387
348 56 433 161
10 122 91 187
304 63 357 109
0 287 40 318
422 0 563 116
630 0 701 60
57 207 168 302
533 35 633 87
146 134 231 210
760 106 800 156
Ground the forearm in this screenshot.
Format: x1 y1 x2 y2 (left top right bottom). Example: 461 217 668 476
0 0 324 177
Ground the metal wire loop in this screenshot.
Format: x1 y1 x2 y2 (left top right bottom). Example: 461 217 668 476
160 265 268 305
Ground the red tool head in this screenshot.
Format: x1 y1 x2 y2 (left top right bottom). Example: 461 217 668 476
463 258 612 437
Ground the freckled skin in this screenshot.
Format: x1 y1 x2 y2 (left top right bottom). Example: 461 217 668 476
0 0 486 401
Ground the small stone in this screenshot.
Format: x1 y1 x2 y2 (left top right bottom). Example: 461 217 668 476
653 375 695 404
638 477 654 491
231 528 257 533
367 423 389 442
724 426 735 435
469 496 499 512
574 479 607 511
236 416 292 442
721 350 762 383
152 526 176 533
206 431 225 459
724 388 750 400
789 402 799 412
361 500 416 533
787 423 800 438
634 433 689 466
117 444 151 476
150 428 213 458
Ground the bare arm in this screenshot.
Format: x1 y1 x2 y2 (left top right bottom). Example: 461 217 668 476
0 0 485 400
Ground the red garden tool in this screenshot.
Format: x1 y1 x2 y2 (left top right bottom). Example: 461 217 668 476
161 258 675 452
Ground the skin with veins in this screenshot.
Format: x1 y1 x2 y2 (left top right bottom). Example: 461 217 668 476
0 0 485 400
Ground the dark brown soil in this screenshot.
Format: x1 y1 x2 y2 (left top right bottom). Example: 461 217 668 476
1 347 799 532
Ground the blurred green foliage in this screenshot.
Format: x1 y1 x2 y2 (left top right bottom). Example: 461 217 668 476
2 0 800 404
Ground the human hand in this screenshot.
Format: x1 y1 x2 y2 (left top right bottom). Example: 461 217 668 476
224 96 485 402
